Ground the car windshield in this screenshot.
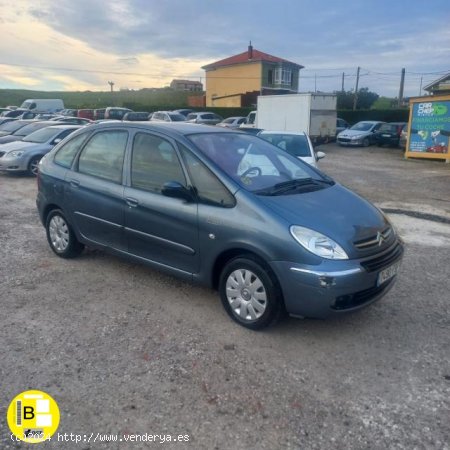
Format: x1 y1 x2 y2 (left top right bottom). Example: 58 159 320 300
350 122 375 131
259 134 312 157
13 123 46 136
23 127 59 143
168 113 186 122
187 132 331 194
0 121 26 133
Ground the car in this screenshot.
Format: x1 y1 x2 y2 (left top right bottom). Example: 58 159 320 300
375 122 407 147
216 117 247 129
337 121 385 147
104 107 132 120
257 131 325 168
1 109 28 118
123 112 151 121
36 122 403 330
77 109 95 120
0 120 35 139
173 109 194 118
150 111 187 122
0 120 65 145
50 117 92 125
186 112 223 125
239 111 257 129
93 109 106 120
336 118 349 135
0 117 16 126
0 125 81 176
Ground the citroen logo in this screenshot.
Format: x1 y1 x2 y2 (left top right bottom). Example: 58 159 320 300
376 231 385 246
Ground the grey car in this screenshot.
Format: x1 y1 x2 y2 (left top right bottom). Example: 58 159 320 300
337 121 385 147
0 120 65 145
36 122 403 329
0 125 81 175
186 112 223 125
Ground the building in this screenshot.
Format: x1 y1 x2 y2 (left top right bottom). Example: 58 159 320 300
170 79 203 92
423 73 450 96
202 43 304 107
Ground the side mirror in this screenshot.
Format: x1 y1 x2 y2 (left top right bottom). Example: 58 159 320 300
162 181 194 202
315 151 326 161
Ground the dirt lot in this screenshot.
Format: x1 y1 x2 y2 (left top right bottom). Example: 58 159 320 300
0 144 449 449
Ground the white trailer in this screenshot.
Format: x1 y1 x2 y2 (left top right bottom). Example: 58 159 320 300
256 93 337 143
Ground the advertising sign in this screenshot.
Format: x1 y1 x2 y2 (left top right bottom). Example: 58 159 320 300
405 95 450 163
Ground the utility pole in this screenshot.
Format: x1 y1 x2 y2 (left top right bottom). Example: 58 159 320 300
108 81 114 92
353 67 360 111
419 76 423 96
398 68 405 107
341 72 345 92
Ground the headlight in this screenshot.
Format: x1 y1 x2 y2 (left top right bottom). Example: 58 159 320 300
8 151 24 157
290 225 348 260
351 135 363 140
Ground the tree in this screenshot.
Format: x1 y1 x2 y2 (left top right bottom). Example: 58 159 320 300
336 87 379 110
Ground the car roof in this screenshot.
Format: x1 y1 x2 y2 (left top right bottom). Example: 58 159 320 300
46 124 82 130
84 121 236 137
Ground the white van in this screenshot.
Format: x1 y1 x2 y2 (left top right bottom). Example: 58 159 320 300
20 99 64 113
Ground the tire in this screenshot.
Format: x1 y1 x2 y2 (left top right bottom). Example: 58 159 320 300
362 138 370 147
28 155 43 176
45 209 84 258
219 256 284 330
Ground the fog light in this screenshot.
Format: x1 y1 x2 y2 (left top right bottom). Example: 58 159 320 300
318 276 335 287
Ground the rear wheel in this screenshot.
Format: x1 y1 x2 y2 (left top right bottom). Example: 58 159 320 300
46 209 84 258
219 257 284 330
28 155 42 176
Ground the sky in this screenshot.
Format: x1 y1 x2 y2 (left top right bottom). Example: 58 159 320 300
0 0 449 97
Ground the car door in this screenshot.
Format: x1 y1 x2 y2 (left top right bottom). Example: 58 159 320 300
65 129 128 250
124 131 199 274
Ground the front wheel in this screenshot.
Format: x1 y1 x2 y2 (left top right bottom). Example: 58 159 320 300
46 210 84 258
362 138 370 147
28 155 42 176
219 257 284 330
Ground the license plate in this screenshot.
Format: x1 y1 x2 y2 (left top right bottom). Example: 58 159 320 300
377 261 401 286
382 134 391 137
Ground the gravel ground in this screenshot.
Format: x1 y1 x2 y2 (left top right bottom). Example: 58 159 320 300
0 144 449 449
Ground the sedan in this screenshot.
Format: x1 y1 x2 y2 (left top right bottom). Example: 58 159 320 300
258 131 325 168
0 120 65 145
186 112 223 125
337 121 385 147
216 117 247 129
375 122 407 147
0 125 81 176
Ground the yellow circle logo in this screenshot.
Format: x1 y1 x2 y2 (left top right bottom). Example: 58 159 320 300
7 390 60 444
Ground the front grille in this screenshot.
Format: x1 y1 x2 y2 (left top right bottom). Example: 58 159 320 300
338 138 351 143
354 226 393 250
0 151 5 158
360 242 403 273
333 278 395 310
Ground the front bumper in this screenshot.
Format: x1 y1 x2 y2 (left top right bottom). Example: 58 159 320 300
0 154 28 172
337 138 365 146
270 242 404 318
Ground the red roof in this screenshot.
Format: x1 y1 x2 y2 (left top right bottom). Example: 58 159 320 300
202 48 303 70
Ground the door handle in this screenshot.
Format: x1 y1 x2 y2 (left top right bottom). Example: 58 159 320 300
69 179 80 188
125 197 139 208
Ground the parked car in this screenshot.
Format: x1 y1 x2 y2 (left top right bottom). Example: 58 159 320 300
186 112 223 125
217 117 247 129
77 109 95 120
239 111 257 129
336 118 349 135
36 122 403 329
150 111 187 122
93 109 106 120
257 131 325 168
61 109 78 117
104 107 132 120
50 117 92 125
0 125 80 175
1 109 28 118
0 117 16 126
0 120 64 145
337 121 385 147
173 109 194 118
375 122 407 147
123 111 151 121
0 120 34 139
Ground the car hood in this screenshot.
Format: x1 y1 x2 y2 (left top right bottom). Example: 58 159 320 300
0 141 47 153
0 135 23 144
338 129 371 138
256 183 388 258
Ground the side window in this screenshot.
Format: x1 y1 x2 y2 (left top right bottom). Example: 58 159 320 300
78 131 127 183
131 133 186 193
53 128 75 143
54 133 89 169
180 145 235 208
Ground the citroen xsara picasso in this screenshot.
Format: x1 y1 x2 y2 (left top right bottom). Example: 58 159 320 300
37 122 403 329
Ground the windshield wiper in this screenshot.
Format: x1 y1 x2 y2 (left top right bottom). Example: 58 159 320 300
256 178 332 196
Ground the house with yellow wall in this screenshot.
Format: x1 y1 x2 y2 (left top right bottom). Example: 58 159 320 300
202 44 304 107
